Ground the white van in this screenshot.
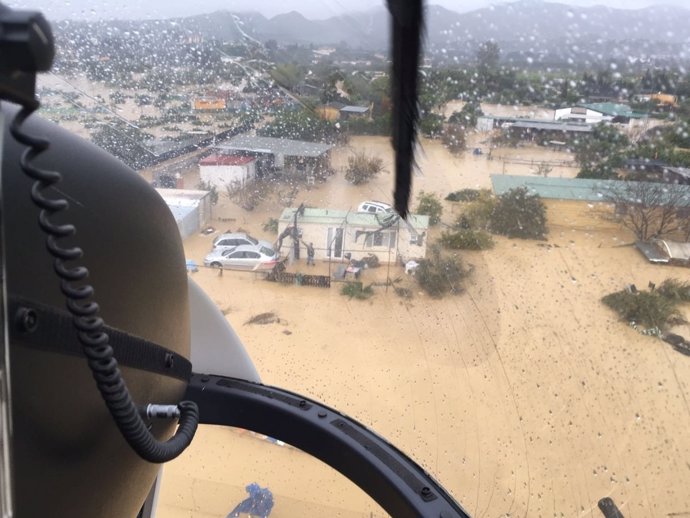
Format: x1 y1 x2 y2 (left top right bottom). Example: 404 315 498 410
357 201 395 214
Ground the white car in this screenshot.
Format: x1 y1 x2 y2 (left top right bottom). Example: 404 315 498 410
357 201 394 215
212 232 274 252
204 244 279 271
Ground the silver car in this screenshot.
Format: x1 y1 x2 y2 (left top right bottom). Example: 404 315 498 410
212 232 274 252
204 244 279 271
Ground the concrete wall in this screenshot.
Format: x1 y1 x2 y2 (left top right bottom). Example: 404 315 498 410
200 162 255 189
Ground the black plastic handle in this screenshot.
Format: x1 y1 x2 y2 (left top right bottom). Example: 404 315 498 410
185 373 471 518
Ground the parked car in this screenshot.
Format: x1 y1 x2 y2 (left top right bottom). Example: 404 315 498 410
357 201 394 214
204 244 279 271
212 232 274 252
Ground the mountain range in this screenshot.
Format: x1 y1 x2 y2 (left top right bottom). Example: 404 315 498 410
54 0 690 63
169 0 690 49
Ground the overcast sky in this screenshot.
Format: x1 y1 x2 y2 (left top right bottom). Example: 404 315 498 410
8 0 690 21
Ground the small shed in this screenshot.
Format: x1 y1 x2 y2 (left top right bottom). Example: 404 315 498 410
277 207 429 264
340 105 372 120
199 154 256 189
157 188 212 240
636 240 690 267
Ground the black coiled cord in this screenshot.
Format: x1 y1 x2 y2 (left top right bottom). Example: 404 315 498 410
9 103 198 463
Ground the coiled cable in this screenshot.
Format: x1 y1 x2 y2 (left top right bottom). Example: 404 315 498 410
9 103 198 463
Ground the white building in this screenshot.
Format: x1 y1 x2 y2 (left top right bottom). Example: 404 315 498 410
554 103 646 125
277 207 429 264
554 105 611 124
156 189 212 239
199 154 256 190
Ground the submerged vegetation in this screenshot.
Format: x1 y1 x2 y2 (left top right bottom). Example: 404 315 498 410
489 187 547 240
344 152 385 185
602 279 690 331
340 282 374 300
415 191 443 226
440 229 495 250
414 246 471 298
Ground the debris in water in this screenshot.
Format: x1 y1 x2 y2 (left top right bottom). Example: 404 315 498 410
245 312 280 325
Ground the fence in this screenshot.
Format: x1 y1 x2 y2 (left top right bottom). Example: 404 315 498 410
266 270 331 288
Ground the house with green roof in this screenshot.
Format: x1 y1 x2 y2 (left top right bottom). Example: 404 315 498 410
277 207 429 264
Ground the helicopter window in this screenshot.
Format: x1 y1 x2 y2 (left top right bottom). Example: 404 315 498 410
21 0 690 516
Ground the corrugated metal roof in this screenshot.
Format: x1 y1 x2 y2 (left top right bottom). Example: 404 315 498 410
636 241 669 263
216 135 333 158
340 105 370 113
279 207 429 229
665 167 690 179
660 240 690 261
580 102 646 119
510 120 592 132
199 154 254 166
491 175 690 205
157 188 209 207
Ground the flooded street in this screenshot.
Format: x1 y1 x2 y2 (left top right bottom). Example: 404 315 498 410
158 135 690 517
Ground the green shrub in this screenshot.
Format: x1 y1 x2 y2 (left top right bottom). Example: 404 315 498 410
344 152 385 185
489 187 547 239
441 124 466 155
416 191 443 225
415 246 470 298
602 289 685 330
657 279 690 302
394 286 413 299
340 282 374 300
459 195 497 230
440 229 494 250
446 189 482 202
262 218 279 234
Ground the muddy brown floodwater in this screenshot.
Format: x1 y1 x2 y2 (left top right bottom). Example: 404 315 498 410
157 135 690 518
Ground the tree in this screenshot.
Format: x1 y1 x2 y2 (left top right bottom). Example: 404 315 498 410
476 41 500 71
449 100 483 129
414 246 470 298
489 187 547 239
321 71 347 104
197 181 219 205
416 191 443 225
419 113 444 138
270 63 304 91
575 124 629 179
533 163 553 177
602 180 689 241
344 152 385 185
441 124 466 155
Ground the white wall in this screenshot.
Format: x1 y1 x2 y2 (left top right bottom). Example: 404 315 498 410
554 107 610 124
200 162 255 190
477 116 495 132
277 219 427 264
